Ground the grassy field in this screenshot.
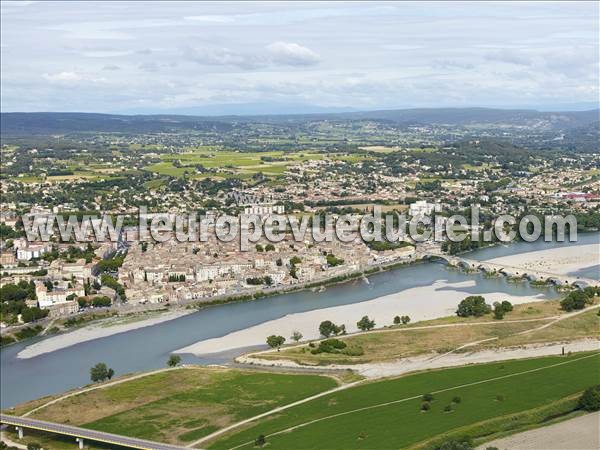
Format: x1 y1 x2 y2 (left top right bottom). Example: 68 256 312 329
209 352 600 449
254 300 598 366
16 367 338 446
476 308 600 350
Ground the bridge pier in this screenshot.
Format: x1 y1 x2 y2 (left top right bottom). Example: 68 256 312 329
15 426 23 439
76 437 84 449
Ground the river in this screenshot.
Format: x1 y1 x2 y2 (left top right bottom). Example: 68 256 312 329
1 234 598 408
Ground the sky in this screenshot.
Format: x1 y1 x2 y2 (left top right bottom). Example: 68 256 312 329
1 1 598 114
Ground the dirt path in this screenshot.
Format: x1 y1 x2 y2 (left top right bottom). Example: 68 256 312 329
477 411 600 450
0 429 28 449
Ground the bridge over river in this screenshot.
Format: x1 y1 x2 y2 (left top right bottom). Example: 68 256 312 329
424 253 599 289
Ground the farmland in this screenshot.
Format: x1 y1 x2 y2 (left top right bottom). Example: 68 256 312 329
208 352 600 449
142 148 370 179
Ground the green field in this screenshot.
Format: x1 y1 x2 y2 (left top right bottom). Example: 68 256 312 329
142 149 369 179
17 368 338 447
209 352 600 449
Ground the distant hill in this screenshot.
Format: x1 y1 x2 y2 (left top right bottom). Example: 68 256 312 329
1 108 598 136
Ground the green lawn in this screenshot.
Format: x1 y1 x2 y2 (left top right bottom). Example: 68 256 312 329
209 352 600 449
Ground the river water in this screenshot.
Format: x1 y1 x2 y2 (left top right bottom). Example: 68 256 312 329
1 234 598 408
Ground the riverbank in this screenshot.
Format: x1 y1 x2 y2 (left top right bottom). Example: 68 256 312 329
176 278 553 356
16 309 193 359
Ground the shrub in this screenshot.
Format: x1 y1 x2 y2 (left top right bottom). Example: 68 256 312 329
423 393 434 402
452 396 462 404
343 346 365 356
444 404 453 412
421 401 431 411
435 439 473 450
578 385 600 411
255 434 266 447
495 394 505 402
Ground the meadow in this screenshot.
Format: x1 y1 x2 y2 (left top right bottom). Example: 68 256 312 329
18 368 338 446
209 352 600 449
254 300 599 366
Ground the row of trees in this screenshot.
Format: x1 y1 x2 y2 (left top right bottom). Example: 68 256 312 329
265 312 415 351
456 296 513 320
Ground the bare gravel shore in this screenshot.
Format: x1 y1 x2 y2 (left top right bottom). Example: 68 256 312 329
477 411 600 450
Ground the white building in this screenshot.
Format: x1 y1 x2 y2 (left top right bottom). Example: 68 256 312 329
409 200 435 218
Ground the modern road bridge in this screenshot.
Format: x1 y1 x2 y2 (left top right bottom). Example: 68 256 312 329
0 414 188 450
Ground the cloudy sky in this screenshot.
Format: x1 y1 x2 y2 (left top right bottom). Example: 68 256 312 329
1 1 598 114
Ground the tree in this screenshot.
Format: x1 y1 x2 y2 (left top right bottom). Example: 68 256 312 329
167 354 182 367
456 296 491 317
357 315 375 331
291 331 303 342
493 307 505 320
266 335 285 351
561 290 593 312
401 315 411 325
319 320 342 338
90 362 113 383
578 385 600 411
500 300 513 312
393 315 401 325
421 401 431 411
422 393 434 402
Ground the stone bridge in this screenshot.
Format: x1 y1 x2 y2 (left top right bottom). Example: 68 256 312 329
423 253 599 289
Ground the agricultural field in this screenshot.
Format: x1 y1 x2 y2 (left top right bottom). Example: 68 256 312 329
254 300 599 366
8 367 338 448
209 352 600 449
142 149 369 179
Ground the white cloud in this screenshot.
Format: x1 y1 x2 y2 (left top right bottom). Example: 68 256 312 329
266 42 321 66
42 71 83 82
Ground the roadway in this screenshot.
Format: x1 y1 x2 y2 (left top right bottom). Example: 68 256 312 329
0 414 188 450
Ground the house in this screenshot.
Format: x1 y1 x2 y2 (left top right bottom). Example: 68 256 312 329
17 243 50 261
